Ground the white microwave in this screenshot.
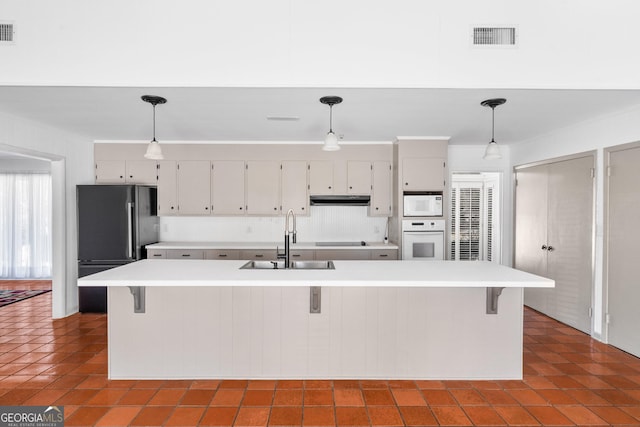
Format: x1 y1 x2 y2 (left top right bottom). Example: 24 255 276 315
403 192 443 217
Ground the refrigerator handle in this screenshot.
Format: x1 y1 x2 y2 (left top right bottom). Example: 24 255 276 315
127 202 134 259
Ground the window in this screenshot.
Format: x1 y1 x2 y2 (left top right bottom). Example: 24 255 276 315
0 173 52 278
450 173 500 262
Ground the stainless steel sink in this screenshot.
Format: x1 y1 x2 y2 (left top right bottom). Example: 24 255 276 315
240 260 285 269
240 260 335 270
291 260 335 270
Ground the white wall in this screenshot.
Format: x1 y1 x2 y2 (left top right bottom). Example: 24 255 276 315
1 0 639 89
160 206 389 244
0 158 50 172
0 112 94 318
510 104 640 341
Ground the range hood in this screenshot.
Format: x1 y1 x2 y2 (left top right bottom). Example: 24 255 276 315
310 195 371 206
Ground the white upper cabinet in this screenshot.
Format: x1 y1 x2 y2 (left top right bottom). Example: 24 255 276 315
370 161 392 216
211 161 245 215
402 158 446 191
125 160 157 184
157 160 178 215
177 160 211 215
309 161 334 195
95 160 126 183
347 161 372 195
281 161 309 215
246 161 280 215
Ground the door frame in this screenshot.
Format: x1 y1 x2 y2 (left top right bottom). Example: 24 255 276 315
513 150 597 334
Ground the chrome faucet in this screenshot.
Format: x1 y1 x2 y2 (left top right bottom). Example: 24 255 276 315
277 209 297 268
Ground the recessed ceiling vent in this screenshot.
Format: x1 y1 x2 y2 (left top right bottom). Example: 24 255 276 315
473 27 516 46
0 22 15 43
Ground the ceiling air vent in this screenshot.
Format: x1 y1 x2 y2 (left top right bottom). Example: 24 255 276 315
473 27 516 46
0 22 15 43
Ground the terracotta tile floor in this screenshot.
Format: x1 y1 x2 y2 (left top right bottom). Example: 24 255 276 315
1 285 640 426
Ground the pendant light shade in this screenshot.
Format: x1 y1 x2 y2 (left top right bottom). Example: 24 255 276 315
142 95 167 160
481 98 506 160
320 96 343 151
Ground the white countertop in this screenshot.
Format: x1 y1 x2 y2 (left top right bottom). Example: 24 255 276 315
78 259 554 289
147 241 398 250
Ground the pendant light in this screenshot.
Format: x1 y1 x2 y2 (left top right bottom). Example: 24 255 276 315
481 98 506 160
319 96 343 151
142 95 167 160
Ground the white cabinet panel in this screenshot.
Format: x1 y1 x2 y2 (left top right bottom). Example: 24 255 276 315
281 161 308 215
309 161 334 195
246 161 280 215
211 161 245 215
125 160 157 184
370 161 392 216
95 160 125 183
177 161 211 215
402 158 445 191
157 160 177 215
347 161 372 195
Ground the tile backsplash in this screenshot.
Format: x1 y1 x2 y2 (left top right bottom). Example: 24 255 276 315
159 206 389 243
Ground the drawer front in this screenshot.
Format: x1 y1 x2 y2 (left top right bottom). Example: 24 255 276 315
147 249 167 259
205 249 241 260
240 250 278 260
371 249 398 260
166 249 205 259
315 249 371 261
289 250 315 261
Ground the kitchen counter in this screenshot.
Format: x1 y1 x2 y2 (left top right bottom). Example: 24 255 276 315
78 260 553 380
79 259 552 288
146 241 398 250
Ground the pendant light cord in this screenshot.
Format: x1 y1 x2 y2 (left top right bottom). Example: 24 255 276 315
329 105 334 133
491 106 495 143
152 104 157 142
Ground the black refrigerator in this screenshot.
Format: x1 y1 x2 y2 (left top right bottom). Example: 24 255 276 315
77 185 159 312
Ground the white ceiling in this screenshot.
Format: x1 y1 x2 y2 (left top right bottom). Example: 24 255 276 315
1 86 639 146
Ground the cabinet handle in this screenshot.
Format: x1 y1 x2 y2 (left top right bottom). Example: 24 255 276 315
292 254 301 258
547 246 554 252
349 186 353 189
218 254 227 258
541 245 547 250
328 186 332 189
182 254 191 257
255 254 264 258
205 207 209 210
301 207 305 210
120 175 124 179
129 175 133 178
375 207 379 210
379 254 388 257
153 254 162 257
274 207 277 210
405 182 408 186
239 207 243 210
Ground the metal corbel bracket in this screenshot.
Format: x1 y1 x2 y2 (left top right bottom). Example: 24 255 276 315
486 287 505 314
128 286 146 313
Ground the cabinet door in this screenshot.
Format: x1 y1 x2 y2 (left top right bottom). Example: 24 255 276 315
95 160 125 183
402 158 445 191
309 161 334 195
281 161 309 215
246 161 280 215
205 249 241 260
371 249 398 260
240 249 278 260
370 161 392 216
157 160 178 215
290 250 315 261
147 249 167 259
315 250 371 260
125 160 157 184
166 249 205 259
347 161 372 195
211 161 246 215
177 161 211 215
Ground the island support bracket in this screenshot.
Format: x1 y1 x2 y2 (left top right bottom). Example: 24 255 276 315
128 286 146 313
486 287 505 314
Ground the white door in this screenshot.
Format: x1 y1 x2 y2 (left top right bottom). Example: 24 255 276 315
606 143 640 357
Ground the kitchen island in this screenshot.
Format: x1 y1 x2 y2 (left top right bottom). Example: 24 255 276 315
78 259 553 380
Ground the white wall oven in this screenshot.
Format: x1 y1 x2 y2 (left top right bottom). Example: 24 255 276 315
402 219 445 260
403 192 443 217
